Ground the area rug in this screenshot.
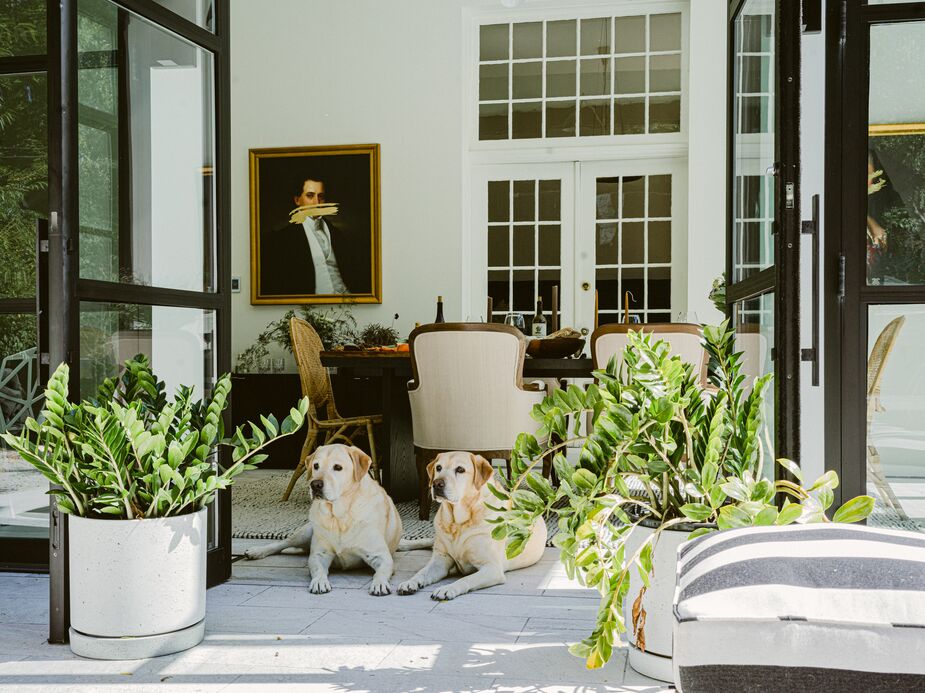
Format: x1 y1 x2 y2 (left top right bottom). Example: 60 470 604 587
232 470 559 546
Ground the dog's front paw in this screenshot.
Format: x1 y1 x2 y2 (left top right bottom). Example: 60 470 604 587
396 579 419 595
243 547 272 561
369 580 392 596
309 575 332 594
431 585 462 601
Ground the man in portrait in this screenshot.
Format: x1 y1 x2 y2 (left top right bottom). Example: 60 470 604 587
259 174 368 296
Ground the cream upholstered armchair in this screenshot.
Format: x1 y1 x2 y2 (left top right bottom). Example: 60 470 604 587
591 323 708 383
408 323 546 519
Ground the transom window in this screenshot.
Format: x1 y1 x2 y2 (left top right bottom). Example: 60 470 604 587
478 12 683 141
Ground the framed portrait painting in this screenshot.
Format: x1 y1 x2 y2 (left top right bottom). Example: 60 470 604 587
249 144 381 304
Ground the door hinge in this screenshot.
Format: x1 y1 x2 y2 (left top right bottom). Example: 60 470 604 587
801 347 817 362
837 254 846 300
785 182 795 209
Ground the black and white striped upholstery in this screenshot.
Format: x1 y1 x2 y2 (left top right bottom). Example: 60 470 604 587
672 523 925 692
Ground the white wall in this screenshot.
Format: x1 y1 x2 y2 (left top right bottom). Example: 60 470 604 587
230 0 466 363
230 0 727 364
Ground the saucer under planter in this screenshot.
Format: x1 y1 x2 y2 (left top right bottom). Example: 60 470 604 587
624 520 706 683
68 508 207 660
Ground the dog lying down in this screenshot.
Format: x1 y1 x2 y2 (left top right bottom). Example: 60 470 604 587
243 444 430 596
398 451 547 601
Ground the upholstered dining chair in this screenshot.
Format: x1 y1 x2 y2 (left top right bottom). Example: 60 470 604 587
408 323 546 519
591 323 709 383
281 317 383 501
867 315 907 519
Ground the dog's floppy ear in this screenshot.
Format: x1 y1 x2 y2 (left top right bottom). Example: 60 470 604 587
426 456 439 484
348 446 372 482
304 453 316 478
471 454 494 488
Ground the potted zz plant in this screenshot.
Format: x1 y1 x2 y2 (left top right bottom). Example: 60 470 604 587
0 356 308 660
490 322 874 682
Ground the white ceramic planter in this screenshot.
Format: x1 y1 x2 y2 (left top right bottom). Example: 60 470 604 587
68 508 207 660
625 523 689 684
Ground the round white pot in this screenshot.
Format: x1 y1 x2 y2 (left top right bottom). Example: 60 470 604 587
68 508 207 660
624 522 690 684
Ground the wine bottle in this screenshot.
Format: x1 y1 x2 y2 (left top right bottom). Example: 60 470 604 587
435 296 445 323
531 296 547 337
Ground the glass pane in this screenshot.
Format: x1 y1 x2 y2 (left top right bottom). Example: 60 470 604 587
596 178 619 219
614 97 645 134
538 180 561 221
545 101 576 138
150 0 215 32
512 180 535 221
0 0 46 56
732 0 775 281
513 225 534 266
79 302 216 399
650 13 681 52
538 225 560 265
648 266 671 309
0 72 46 300
580 99 611 137
580 57 611 96
480 63 508 101
0 313 46 540
649 221 671 263
622 176 645 218
488 269 510 315
480 23 509 61
596 267 619 309
649 54 681 93
648 175 672 216
512 269 534 311
512 61 542 99
867 22 925 286
615 56 645 94
513 22 542 59
614 16 645 54
581 17 610 56
512 101 541 139
866 305 925 531
733 293 775 479
487 226 508 267
546 60 576 98
621 222 644 264
596 223 618 265
547 20 576 58
488 180 510 222
649 95 681 133
77 0 216 292
479 103 508 140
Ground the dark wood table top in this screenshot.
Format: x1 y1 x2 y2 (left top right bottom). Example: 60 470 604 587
319 350 595 378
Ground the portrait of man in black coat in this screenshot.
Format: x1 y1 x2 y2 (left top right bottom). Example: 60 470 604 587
250 145 380 304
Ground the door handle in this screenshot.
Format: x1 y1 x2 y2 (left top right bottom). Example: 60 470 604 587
581 282 590 291
800 194 819 386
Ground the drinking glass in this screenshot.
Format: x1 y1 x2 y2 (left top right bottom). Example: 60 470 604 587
466 314 484 323
258 358 271 374
675 311 700 324
503 312 526 333
272 357 284 373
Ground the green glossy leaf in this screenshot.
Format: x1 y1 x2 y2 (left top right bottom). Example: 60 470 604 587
832 495 875 524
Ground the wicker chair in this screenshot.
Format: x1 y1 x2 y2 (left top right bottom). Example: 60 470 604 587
867 315 907 519
281 317 383 501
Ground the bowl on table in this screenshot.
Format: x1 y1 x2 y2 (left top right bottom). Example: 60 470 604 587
526 336 585 359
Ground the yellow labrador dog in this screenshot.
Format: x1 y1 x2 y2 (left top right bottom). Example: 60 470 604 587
244 444 418 596
397 451 547 601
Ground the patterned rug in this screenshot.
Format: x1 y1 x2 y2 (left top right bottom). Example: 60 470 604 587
232 470 559 545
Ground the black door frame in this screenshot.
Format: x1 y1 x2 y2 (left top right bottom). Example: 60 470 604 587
824 0 925 506
726 0 803 467
0 0 230 643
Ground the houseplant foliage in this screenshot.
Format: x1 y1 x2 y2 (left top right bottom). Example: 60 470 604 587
0 355 309 519
490 323 875 669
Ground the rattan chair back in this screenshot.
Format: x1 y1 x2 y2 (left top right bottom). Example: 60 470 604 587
290 317 334 419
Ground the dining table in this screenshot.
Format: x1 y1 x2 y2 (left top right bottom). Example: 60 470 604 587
320 350 594 502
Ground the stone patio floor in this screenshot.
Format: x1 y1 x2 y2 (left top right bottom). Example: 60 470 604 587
0 543 668 692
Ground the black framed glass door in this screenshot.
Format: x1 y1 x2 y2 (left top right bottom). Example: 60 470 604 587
0 0 230 643
727 0 803 473
827 0 925 531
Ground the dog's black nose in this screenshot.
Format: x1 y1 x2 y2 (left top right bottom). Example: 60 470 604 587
310 480 324 494
432 478 445 496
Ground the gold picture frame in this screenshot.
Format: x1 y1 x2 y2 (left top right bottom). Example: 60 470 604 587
249 144 381 305
869 123 925 136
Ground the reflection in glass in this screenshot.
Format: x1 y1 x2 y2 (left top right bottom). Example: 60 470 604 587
621 222 644 264
150 0 215 32
580 99 611 137
512 101 542 139
479 63 508 101
0 0 46 55
513 22 542 59
615 56 645 94
649 54 681 93
580 17 610 56
538 180 561 221
538 226 560 266
649 221 671 263
614 97 645 135
546 60 576 98
580 57 611 96
479 103 508 140
512 180 535 221
866 305 925 531
867 23 925 286
547 20 576 58
614 16 645 54
0 73 46 300
512 61 542 100
487 226 508 267
78 0 216 292
649 95 681 133
513 225 534 266
488 180 510 222
733 293 774 479
480 23 508 61
546 101 576 138
596 223 618 265
650 13 681 52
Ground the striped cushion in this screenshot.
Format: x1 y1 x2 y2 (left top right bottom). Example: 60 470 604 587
672 523 925 692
